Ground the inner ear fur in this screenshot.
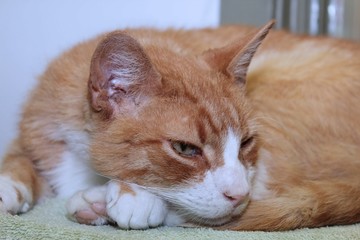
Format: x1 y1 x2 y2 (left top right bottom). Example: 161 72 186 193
88 31 161 119
202 20 275 84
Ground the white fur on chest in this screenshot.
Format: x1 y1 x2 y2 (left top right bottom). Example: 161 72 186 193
49 126 107 198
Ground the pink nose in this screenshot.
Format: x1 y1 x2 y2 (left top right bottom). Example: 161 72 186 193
223 192 248 206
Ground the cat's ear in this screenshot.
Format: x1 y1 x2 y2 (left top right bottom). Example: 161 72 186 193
88 31 161 119
202 20 274 85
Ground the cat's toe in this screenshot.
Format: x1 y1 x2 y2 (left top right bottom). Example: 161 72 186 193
106 181 168 229
148 197 168 227
0 175 31 214
66 186 109 226
74 206 108 225
0 196 9 214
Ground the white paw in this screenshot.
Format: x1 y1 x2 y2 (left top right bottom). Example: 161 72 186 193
66 185 110 225
106 181 168 229
0 175 32 214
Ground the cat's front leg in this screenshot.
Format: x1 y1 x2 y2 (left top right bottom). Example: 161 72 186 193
106 181 168 229
67 181 185 229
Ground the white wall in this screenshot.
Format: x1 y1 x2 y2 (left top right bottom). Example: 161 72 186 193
0 0 220 159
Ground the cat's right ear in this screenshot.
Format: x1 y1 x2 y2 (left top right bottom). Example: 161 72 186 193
88 31 161 119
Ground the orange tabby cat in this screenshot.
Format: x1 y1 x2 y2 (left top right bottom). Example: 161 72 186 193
0 21 360 231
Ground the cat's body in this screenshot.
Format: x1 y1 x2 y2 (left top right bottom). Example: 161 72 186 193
1 22 360 230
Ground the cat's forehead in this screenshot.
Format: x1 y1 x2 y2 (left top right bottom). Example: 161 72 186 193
141 56 251 143
139 45 252 146
141 84 251 148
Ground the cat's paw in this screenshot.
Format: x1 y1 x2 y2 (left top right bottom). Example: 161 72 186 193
106 181 168 229
0 175 32 214
66 186 110 226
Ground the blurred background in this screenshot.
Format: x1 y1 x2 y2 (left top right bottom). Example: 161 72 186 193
0 0 359 158
222 0 360 40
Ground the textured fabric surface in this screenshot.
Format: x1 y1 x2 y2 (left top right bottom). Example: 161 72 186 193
0 198 359 240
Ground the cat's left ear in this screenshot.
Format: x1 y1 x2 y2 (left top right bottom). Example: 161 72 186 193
202 20 274 84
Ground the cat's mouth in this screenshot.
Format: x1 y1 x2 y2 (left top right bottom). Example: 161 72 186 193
170 196 250 227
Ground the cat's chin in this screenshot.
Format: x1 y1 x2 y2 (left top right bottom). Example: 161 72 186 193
170 200 249 228
177 213 235 228
178 216 232 228
198 197 250 226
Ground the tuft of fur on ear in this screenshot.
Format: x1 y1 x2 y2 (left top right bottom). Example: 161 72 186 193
203 20 274 84
88 31 161 119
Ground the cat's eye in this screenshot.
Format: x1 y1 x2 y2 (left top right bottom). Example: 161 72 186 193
241 136 254 148
170 141 202 157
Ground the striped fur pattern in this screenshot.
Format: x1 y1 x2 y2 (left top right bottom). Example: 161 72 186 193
1 21 360 230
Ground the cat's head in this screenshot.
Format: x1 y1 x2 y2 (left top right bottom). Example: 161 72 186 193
88 22 273 226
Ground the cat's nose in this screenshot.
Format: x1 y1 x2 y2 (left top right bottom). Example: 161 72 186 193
223 191 248 206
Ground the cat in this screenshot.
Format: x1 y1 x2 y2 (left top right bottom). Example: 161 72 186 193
1 20 360 231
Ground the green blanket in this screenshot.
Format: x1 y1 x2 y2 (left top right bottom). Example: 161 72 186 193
0 198 359 240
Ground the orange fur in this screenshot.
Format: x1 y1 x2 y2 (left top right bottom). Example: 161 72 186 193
1 22 360 230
